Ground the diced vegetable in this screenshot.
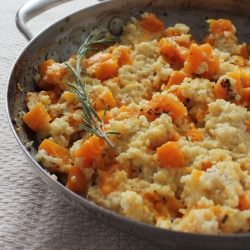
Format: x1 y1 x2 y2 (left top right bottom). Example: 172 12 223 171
99 169 119 196
36 59 56 90
66 165 88 194
23 103 51 132
157 141 186 168
142 94 187 121
240 72 250 88
164 28 193 48
118 105 139 119
89 90 117 112
207 19 234 35
186 126 203 142
102 90 117 108
116 47 133 67
166 71 190 89
202 161 213 171
192 170 203 180
48 109 60 121
86 52 119 81
40 90 58 103
165 196 185 219
99 164 131 196
89 93 105 111
43 61 66 86
99 165 118 196
109 46 133 67
214 72 242 100
98 110 113 124
140 13 165 33
240 88 250 109
164 27 181 37
38 139 72 166
158 37 188 66
195 108 209 123
238 44 249 59
167 86 187 104
184 43 220 79
227 72 242 95
239 190 250 210
63 91 77 102
74 135 105 168
39 59 56 76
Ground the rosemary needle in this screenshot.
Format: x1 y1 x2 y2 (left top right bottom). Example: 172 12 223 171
65 31 120 148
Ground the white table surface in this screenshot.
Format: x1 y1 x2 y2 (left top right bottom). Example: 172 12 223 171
0 0 173 249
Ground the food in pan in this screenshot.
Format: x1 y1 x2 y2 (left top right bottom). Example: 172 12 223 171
22 12 250 234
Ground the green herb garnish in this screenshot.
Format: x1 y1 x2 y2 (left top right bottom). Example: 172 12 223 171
65 31 120 148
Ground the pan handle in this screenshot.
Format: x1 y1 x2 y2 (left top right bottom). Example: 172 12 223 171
16 0 73 41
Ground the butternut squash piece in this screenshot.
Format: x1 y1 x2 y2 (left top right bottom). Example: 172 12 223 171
63 91 77 102
202 161 213 171
89 90 117 111
36 59 55 90
44 62 66 86
117 47 133 67
241 72 250 88
38 139 71 166
207 19 234 35
109 46 133 67
140 13 165 33
143 191 184 219
99 169 119 196
142 94 187 121
99 168 113 194
214 72 241 100
89 93 105 111
158 37 188 66
118 105 139 119
157 141 186 168
66 165 88 194
186 126 203 142
240 88 250 110
99 164 131 196
239 190 250 210
184 43 220 79
195 108 209 123
165 195 185 219
23 103 51 132
238 44 249 59
166 71 190 89
164 27 194 47
102 90 117 108
48 109 60 122
98 110 113 124
227 72 242 95
39 59 56 76
74 135 105 168
86 52 118 81
167 86 187 104
164 27 181 37
40 90 58 104
192 170 203 180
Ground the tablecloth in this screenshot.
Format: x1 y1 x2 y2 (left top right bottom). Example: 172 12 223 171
0 1 175 249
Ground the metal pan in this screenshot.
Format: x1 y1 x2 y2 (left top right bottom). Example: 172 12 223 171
6 0 250 249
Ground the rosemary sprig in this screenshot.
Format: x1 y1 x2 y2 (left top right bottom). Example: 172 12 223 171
65 31 120 148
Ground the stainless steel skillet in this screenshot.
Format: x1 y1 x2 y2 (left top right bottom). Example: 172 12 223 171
7 0 250 249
